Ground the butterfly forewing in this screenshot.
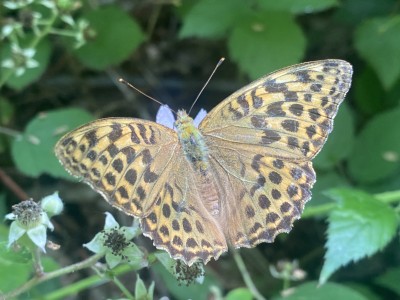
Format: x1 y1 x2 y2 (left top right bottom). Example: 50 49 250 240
200 59 352 248
200 60 353 159
55 118 180 216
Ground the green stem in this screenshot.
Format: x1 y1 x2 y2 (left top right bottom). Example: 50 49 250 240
40 263 138 300
232 248 266 300
0 126 22 138
302 189 400 218
48 28 78 37
2 252 104 299
113 276 135 299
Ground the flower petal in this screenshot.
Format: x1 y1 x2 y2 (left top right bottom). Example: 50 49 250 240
83 232 106 254
27 225 47 252
105 252 122 269
7 221 26 247
104 212 119 230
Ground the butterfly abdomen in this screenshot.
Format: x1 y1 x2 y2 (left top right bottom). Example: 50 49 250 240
175 110 209 173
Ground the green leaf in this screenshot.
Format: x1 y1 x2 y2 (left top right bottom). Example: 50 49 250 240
135 274 148 300
314 104 354 170
226 288 253 300
11 108 94 179
73 6 145 70
154 251 176 276
259 0 338 14
348 107 400 183
179 0 248 38
374 267 400 296
228 11 305 80
319 188 398 284
0 258 32 292
354 15 400 90
274 281 367 300
0 241 31 264
335 0 396 26
1 38 52 90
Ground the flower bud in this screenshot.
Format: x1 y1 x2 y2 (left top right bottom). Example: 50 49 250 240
41 192 63 216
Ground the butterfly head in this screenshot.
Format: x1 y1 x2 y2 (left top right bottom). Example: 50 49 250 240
175 110 196 139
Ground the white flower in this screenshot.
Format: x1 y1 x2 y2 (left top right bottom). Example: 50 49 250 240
83 213 146 269
6 199 55 252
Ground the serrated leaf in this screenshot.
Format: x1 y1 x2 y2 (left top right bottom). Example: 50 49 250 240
228 11 305 80
259 0 338 14
11 108 94 179
319 188 398 284
179 0 248 38
274 281 367 300
354 15 400 90
374 267 400 296
348 107 400 183
1 38 51 90
73 6 145 70
305 171 349 209
314 104 354 170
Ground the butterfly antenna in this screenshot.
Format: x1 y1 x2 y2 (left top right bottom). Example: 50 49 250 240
118 78 178 115
188 57 225 115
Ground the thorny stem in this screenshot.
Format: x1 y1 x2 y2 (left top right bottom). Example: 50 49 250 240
0 167 29 200
232 248 266 300
32 247 44 277
1 252 104 299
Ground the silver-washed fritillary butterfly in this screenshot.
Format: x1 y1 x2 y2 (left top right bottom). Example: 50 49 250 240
55 59 353 265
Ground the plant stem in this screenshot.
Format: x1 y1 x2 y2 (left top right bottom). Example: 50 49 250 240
0 126 23 138
2 252 104 299
40 263 139 300
33 247 44 276
232 248 266 300
302 189 400 218
113 276 135 299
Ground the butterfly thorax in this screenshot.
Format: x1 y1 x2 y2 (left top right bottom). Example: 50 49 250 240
175 110 209 173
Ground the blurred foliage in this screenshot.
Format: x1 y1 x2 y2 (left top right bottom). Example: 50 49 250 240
0 0 400 299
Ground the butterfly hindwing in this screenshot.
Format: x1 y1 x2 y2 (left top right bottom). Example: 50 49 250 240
200 59 352 247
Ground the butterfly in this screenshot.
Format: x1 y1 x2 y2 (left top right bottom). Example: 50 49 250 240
55 59 353 265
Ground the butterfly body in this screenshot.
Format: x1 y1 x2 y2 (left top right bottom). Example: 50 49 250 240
55 59 353 265
175 110 209 173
